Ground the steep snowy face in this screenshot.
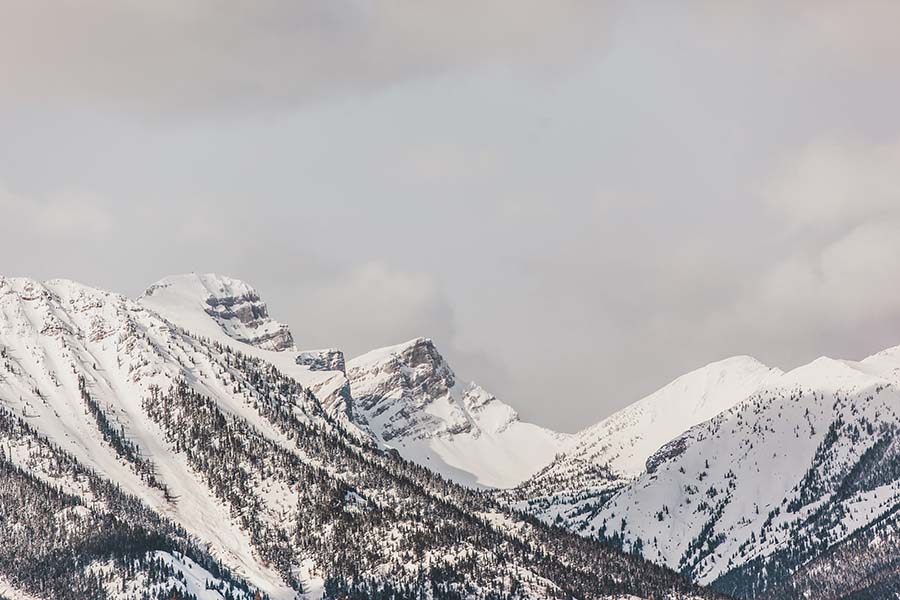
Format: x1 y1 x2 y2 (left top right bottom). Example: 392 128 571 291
512 356 780 527
346 337 570 488
593 355 900 598
142 273 295 352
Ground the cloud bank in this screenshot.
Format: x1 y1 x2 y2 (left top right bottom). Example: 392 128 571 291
1 1 613 114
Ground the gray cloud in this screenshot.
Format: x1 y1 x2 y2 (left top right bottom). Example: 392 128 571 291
277 261 457 353
765 139 900 228
0 1 614 114
713 139 900 361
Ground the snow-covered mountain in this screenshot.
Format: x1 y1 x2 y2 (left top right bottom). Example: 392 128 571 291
7 271 900 600
346 337 570 488
525 347 900 599
0 274 716 600
511 356 780 530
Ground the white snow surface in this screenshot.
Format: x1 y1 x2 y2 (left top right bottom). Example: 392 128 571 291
16 272 900 597
566 355 780 478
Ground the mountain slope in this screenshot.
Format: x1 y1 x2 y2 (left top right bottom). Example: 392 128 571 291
346 337 570 488
510 356 780 530
0 393 262 600
760 502 900 600
0 275 719 600
577 352 900 599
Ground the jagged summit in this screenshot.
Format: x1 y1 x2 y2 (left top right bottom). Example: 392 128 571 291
141 273 296 352
345 336 569 488
347 337 517 429
349 336 445 369
347 337 459 441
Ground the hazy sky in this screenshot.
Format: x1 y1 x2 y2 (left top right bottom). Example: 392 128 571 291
3 2 900 431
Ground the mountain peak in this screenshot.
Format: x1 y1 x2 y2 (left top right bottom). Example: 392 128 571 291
348 336 446 371
345 337 568 487
571 354 780 475
513 353 780 511
141 273 295 352
142 273 260 307
346 337 456 438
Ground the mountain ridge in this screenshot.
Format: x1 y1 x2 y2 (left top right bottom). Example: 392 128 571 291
0 273 718 600
508 355 781 531
7 271 899 599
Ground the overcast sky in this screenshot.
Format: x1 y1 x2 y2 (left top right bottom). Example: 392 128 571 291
3 2 900 431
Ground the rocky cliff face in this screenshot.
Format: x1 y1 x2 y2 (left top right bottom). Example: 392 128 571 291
345 337 570 488
296 348 346 373
347 337 464 441
202 287 294 352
